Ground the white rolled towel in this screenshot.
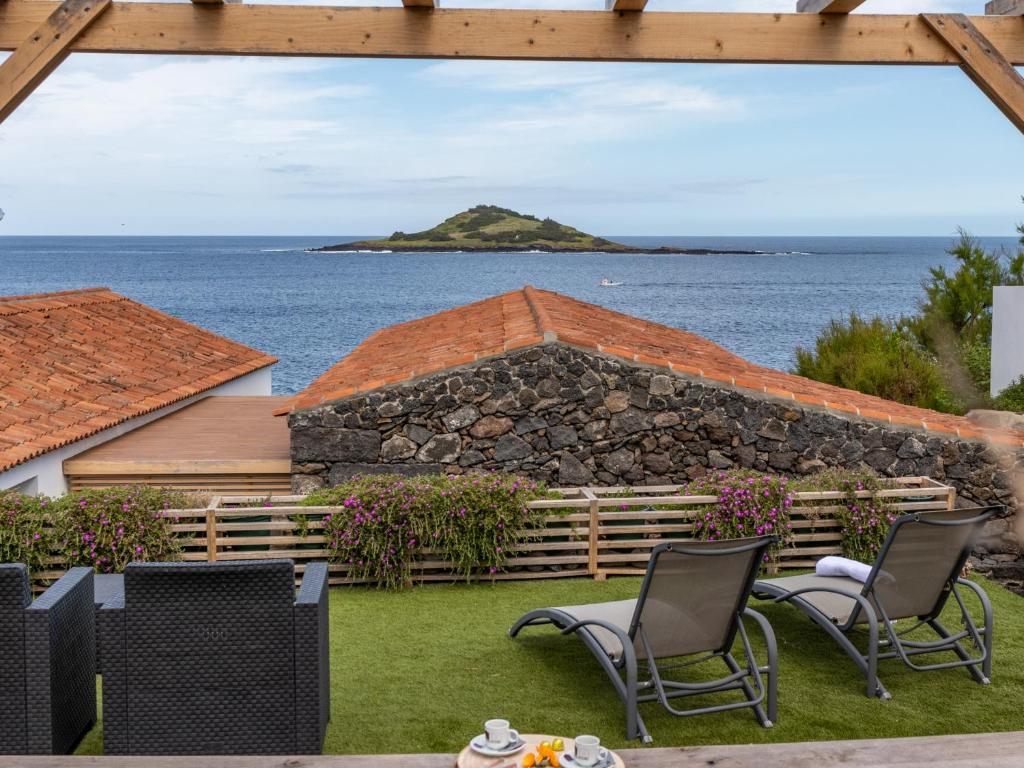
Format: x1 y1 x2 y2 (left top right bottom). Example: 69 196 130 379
815 555 872 584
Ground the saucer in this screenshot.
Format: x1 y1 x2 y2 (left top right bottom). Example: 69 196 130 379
562 750 614 768
468 734 527 757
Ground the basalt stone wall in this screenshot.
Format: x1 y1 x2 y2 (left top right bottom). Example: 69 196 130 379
289 343 1024 588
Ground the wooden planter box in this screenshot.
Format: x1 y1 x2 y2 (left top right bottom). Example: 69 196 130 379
144 476 955 585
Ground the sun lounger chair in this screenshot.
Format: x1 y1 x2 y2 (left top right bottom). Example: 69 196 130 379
753 506 998 700
0 564 96 755
509 536 778 743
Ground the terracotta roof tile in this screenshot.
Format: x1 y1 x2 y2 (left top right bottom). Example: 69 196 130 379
282 286 1024 447
0 287 277 472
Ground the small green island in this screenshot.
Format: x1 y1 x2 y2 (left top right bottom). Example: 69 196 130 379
312 205 758 254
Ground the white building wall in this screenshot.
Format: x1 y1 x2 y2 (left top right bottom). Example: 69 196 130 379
0 366 273 496
991 286 1024 397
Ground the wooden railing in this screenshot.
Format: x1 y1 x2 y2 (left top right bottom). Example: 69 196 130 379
144 476 955 585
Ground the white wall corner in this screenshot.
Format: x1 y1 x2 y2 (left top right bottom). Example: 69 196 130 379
991 286 1024 397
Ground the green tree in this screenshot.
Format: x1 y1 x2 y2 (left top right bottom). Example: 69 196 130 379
794 313 960 413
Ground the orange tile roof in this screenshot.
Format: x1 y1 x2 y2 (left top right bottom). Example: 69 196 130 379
283 286 1023 448
0 288 277 472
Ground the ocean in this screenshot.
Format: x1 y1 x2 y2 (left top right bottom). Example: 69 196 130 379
0 235 1018 395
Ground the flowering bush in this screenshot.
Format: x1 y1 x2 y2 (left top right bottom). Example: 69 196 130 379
54 486 187 572
1 486 187 578
0 490 54 577
683 470 794 563
303 473 550 589
831 473 897 562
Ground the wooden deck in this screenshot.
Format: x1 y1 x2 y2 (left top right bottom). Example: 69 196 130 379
10 732 1024 767
63 396 292 495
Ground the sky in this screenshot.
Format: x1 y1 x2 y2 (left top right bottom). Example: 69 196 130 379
0 0 1022 237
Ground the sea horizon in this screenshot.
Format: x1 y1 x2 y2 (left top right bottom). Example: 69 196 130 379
1 234 1019 396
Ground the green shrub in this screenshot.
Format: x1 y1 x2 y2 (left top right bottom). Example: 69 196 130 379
994 376 1024 413
53 486 186 572
795 469 897 562
302 473 550 589
683 470 794 564
1 486 187 578
0 491 54 578
795 313 960 413
958 339 992 395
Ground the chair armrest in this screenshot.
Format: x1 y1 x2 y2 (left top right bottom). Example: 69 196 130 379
294 562 330 754
98 596 129 755
24 567 96 754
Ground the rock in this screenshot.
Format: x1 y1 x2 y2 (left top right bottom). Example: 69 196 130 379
406 424 434 445
581 420 608 441
494 434 533 462
292 474 324 494
643 452 672 474
442 405 481 431
292 427 381 463
604 391 631 414
649 374 675 396
796 457 827 475
380 435 417 461
610 407 653 436
518 388 540 407
707 450 733 469
558 453 594 485
768 451 798 471
653 412 681 428
603 447 636 475
469 415 513 439
514 415 547 435
580 369 602 389
547 425 579 450
897 436 926 459
377 401 402 418
536 377 561 398
416 433 462 463
864 448 895 473
756 419 788 442
459 449 486 467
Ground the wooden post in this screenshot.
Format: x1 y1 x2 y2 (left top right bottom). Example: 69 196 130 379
947 485 958 511
205 495 221 562
922 13 1024 133
581 488 604 581
797 0 866 13
0 0 110 125
986 0 1024 15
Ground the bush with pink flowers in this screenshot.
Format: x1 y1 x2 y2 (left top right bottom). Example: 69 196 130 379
0 490 55 577
303 473 550 589
683 470 795 563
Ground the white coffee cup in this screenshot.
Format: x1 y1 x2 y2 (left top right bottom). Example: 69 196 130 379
574 735 607 767
484 718 518 749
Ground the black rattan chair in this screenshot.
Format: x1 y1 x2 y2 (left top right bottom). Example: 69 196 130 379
0 564 96 755
99 559 330 755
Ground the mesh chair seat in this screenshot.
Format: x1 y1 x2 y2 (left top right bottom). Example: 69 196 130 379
756 574 866 624
553 600 638 662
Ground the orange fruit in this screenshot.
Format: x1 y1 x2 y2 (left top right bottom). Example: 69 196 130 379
523 753 536 768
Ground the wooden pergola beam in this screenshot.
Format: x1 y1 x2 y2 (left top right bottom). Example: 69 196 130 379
921 14 1024 133
0 4 1022 66
606 0 648 12
402 0 438 8
796 0 866 13
985 0 1024 15
0 0 110 125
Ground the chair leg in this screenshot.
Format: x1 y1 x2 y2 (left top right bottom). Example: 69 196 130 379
928 619 989 685
723 653 771 728
741 608 777 724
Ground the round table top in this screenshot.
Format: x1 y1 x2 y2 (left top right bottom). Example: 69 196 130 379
456 733 625 768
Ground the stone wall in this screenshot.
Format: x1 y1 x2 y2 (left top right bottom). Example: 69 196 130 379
289 343 1024 588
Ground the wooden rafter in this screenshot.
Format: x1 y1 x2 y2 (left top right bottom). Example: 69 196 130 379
0 0 111 125
985 0 1024 15
922 13 1024 133
402 0 438 8
0 4 1022 66
606 0 648 12
797 0 866 13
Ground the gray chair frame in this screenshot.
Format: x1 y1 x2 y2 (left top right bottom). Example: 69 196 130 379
753 506 998 700
510 537 778 743
0 564 96 755
99 559 330 755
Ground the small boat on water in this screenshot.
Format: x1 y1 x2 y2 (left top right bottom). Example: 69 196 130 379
599 278 623 287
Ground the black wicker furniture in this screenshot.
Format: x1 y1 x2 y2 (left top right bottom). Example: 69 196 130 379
98 559 330 755
0 564 96 755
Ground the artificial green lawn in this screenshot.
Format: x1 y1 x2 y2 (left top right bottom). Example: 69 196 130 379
75 575 1024 754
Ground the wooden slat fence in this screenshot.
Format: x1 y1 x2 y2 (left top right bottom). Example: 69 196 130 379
116 475 952 586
